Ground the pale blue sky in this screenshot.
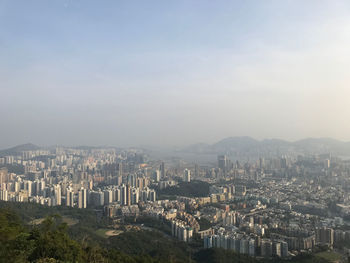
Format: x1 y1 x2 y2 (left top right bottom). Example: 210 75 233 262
1 0 350 148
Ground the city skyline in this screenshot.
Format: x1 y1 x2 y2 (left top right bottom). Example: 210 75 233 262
3 1 350 262
1 1 350 148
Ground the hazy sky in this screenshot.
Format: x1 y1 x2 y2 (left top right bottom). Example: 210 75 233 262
1 0 350 148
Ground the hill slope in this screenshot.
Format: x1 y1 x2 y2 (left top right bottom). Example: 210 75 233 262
183 137 350 157
0 143 40 157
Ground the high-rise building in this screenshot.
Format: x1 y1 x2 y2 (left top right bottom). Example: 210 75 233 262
66 189 74 207
131 188 139 204
154 170 160 182
194 164 199 178
78 188 87 208
26 181 33 197
204 236 213 248
184 169 191 182
160 162 165 178
324 159 330 169
121 184 131 206
126 184 131 206
103 189 113 205
261 239 272 257
115 188 121 202
249 239 255 257
118 162 123 177
88 180 93 190
240 238 249 254
121 185 127 205
116 176 122 186
149 190 156 202
54 184 61 206
5 156 14 164
281 241 288 258
273 242 281 257
0 168 8 186
218 155 227 170
127 174 136 187
0 189 8 201
280 156 287 169
89 190 103 206
316 227 334 246
259 157 265 169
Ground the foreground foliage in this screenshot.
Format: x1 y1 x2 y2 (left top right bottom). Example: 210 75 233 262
0 202 334 263
0 208 158 262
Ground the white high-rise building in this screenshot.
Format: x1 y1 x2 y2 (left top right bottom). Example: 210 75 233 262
0 189 8 201
78 188 87 208
154 170 160 182
131 188 139 204
184 169 191 182
26 181 33 197
103 189 113 205
149 190 156 202
15 181 21 193
114 188 121 202
54 184 61 206
66 189 74 207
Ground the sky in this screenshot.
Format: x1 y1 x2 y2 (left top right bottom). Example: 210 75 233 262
1 0 350 149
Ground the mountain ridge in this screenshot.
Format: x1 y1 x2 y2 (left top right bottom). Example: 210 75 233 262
2 137 350 157
183 136 350 156
0 143 40 157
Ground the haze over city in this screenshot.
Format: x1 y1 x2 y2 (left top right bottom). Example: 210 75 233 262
1 0 350 149
4 1 350 263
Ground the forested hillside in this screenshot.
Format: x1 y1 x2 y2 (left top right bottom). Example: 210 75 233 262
0 202 332 263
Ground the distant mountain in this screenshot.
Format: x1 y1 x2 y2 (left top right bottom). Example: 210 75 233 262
294 137 344 148
182 142 211 153
212 136 259 152
183 137 350 157
0 143 40 157
293 138 350 155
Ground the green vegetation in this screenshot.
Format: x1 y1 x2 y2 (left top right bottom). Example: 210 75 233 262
0 143 39 157
0 207 162 262
157 180 210 198
0 163 25 174
0 201 106 227
194 248 257 263
0 201 115 249
108 230 193 262
0 201 336 263
61 215 79 226
0 203 196 262
198 217 212 231
95 228 113 238
315 251 341 262
125 216 172 235
264 253 333 263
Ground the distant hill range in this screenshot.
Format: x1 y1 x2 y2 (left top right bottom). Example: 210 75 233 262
0 143 40 157
183 137 350 157
2 138 350 159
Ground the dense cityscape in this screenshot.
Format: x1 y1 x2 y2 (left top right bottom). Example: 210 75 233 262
2 1 350 262
1 141 350 262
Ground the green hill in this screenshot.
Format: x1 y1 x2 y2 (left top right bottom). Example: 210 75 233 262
0 201 334 263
